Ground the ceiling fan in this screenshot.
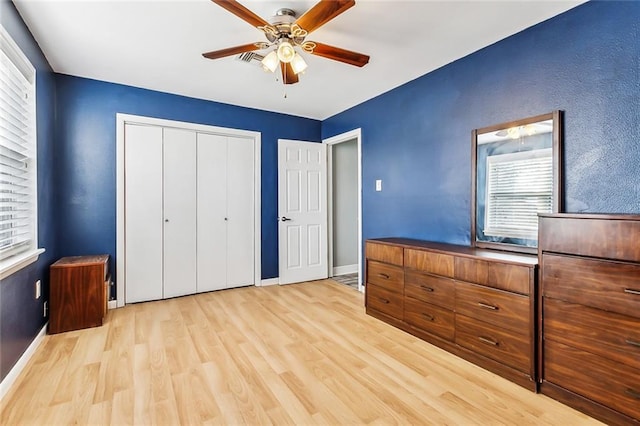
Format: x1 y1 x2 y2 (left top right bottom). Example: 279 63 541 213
202 0 370 85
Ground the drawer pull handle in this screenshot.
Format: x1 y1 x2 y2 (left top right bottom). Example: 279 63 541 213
379 298 390 304
378 273 390 279
624 288 640 296
626 339 640 348
421 313 435 321
420 285 435 292
625 388 640 399
478 302 498 311
478 336 499 346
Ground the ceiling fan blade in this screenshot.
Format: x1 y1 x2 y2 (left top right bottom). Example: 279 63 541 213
202 43 259 60
280 62 299 85
295 0 355 34
309 42 369 67
211 0 269 29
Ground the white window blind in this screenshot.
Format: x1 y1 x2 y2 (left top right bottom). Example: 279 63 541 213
484 148 552 240
0 27 36 262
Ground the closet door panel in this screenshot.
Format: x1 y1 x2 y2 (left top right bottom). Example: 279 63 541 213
196 133 228 292
124 124 164 303
227 136 255 287
163 128 197 298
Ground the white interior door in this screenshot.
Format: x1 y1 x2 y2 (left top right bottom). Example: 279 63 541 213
163 128 197 298
124 124 163 303
196 133 228 292
227 136 255 287
278 139 328 285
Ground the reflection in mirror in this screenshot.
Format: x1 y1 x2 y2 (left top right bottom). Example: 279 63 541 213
472 111 562 253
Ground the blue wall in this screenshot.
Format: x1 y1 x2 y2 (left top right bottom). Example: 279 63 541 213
54 75 321 282
0 0 57 381
323 1 640 246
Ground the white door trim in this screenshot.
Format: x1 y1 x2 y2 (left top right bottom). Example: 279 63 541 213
116 113 262 307
324 128 363 292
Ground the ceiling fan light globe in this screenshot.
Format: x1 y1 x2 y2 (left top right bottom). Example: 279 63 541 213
290 53 308 75
261 51 279 72
277 41 295 63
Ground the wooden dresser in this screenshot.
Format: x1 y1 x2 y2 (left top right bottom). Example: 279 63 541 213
539 214 640 425
49 255 110 334
365 238 538 390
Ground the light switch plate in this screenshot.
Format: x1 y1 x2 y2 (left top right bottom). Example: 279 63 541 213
375 179 382 191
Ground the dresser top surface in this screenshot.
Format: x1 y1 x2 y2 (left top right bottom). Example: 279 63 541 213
368 238 538 266
51 254 109 267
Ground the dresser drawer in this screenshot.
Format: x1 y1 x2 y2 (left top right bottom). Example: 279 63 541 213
367 284 403 319
404 270 455 310
544 298 640 369
545 340 640 420
456 314 530 373
365 242 403 266
542 253 640 319
455 281 529 333
366 260 403 291
404 297 454 341
404 249 454 278
454 257 530 295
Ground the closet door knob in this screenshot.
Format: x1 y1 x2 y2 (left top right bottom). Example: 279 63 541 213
281 216 292 222
164 219 169 222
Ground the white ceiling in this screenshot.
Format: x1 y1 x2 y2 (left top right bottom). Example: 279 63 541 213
13 0 583 120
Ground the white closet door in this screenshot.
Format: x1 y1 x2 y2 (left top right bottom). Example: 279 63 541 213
227 136 255 287
125 124 163 303
163 128 197 298
196 133 228 292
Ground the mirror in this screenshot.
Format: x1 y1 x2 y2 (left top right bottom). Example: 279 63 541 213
471 111 562 254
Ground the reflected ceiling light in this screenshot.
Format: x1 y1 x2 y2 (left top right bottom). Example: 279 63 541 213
507 127 520 139
523 124 537 136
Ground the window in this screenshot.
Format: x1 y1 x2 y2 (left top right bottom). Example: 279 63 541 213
484 149 552 240
0 26 40 276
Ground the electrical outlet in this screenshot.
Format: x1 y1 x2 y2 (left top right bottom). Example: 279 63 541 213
43 301 48 318
35 280 41 299
375 179 382 191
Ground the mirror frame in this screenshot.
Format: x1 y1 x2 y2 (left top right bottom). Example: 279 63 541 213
471 110 563 254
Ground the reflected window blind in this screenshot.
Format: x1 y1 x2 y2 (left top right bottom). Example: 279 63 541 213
484 148 552 240
0 30 36 261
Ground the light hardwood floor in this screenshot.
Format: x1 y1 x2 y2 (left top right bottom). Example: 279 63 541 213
1 280 601 425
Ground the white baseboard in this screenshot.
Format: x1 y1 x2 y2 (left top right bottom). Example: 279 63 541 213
333 264 358 276
260 278 279 286
0 323 47 401
108 300 117 310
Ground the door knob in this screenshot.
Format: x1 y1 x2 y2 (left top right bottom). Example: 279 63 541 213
281 216 292 222
164 219 169 222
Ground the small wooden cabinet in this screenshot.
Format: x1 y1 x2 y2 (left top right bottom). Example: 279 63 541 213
365 238 538 390
539 214 640 425
49 255 110 334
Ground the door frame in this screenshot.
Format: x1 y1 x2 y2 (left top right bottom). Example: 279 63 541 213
116 113 262 307
324 128 363 292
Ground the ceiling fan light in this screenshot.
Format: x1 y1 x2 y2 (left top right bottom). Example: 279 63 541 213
261 51 279 73
290 53 308 75
277 41 295 63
